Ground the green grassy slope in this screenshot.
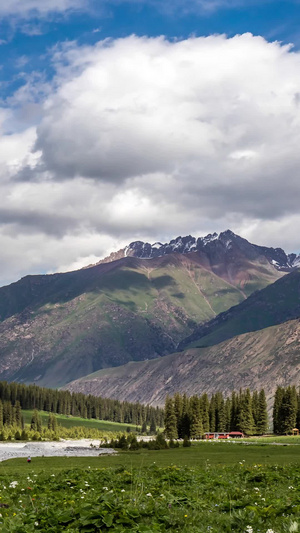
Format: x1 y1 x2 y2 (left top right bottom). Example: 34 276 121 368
179 268 300 350
0 253 283 388
0 255 253 387
21 410 137 432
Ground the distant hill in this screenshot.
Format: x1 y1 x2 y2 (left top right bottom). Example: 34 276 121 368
64 318 300 406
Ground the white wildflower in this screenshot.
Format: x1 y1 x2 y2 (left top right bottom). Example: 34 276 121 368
103 487 108 490
121 489 125 493
9 481 18 488
245 526 253 533
146 493 152 497
288 523 299 533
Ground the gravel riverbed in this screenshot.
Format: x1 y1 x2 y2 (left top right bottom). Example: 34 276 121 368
0 440 116 462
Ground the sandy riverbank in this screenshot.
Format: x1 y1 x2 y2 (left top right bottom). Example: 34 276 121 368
0 439 116 462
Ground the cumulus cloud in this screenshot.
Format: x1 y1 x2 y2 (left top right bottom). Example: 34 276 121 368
35 35 300 209
1 33 300 285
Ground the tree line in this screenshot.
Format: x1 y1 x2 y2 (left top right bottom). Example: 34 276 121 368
164 389 269 438
165 386 300 438
273 385 300 434
0 381 164 428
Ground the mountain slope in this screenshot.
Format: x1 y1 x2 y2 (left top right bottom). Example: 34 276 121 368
0 253 263 387
64 318 300 406
0 230 292 388
179 268 300 350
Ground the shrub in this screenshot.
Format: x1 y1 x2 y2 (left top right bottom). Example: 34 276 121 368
183 435 192 447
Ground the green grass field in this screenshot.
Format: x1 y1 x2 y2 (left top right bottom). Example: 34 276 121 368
1 440 300 476
1 442 300 531
22 410 138 433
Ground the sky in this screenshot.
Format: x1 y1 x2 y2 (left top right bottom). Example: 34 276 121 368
1 0 300 286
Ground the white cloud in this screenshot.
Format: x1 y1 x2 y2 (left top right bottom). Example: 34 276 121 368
0 0 84 17
1 33 300 285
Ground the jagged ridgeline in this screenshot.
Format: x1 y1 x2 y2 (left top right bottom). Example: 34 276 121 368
164 387 300 438
0 380 164 431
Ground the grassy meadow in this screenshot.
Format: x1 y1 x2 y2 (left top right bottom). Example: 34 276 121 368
22 410 138 434
1 440 300 532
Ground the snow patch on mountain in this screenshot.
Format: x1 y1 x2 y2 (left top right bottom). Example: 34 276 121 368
292 255 300 268
122 230 300 273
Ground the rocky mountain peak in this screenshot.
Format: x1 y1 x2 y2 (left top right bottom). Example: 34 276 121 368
97 230 300 273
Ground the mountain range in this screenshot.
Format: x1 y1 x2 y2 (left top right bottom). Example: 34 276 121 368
0 230 299 404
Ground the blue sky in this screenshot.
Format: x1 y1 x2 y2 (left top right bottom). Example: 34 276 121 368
1 1 300 102
0 0 300 285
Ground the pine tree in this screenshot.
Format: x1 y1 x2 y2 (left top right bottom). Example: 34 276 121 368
273 386 284 434
174 393 183 437
216 394 226 432
30 409 42 433
281 386 297 434
209 395 216 432
200 393 210 433
230 391 238 431
189 396 203 439
0 400 3 430
47 413 57 432
297 388 300 430
225 398 231 432
14 401 22 428
256 389 268 435
237 389 255 435
179 394 190 438
149 417 156 434
252 390 259 432
164 396 178 439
